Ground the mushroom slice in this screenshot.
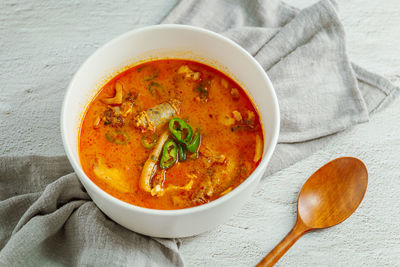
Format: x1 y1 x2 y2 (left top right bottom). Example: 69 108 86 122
102 81 123 105
139 130 169 192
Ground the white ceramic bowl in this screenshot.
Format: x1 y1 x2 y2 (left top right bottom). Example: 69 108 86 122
61 25 279 238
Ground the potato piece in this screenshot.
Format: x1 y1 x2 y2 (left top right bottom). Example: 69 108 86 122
221 78 228 88
178 65 191 75
254 134 263 162
231 88 240 99
93 159 129 193
172 195 186 207
232 110 242 121
219 114 235 126
192 72 200 80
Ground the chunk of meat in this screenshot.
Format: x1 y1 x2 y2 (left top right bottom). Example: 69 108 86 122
102 107 125 127
192 156 237 204
232 110 242 122
231 88 240 99
150 169 166 196
200 145 226 168
191 176 213 205
178 65 200 80
151 175 194 197
246 110 255 123
230 110 258 132
218 114 235 126
134 99 181 132
211 157 237 193
101 94 136 128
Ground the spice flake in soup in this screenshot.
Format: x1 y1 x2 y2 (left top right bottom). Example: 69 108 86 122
79 60 263 210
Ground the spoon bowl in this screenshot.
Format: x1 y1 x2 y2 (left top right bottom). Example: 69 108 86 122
257 157 368 266
298 157 368 228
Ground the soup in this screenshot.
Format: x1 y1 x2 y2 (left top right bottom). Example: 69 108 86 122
79 59 263 210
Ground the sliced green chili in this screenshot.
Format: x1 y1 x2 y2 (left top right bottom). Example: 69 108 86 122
186 129 200 152
144 70 158 81
169 118 193 144
160 139 178 169
141 134 157 149
105 130 129 144
195 79 210 100
177 143 186 162
148 82 162 96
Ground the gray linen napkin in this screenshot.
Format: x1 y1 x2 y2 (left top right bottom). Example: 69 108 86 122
162 0 398 174
1 0 398 266
0 156 184 266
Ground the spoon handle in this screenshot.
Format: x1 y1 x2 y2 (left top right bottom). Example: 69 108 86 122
257 219 310 267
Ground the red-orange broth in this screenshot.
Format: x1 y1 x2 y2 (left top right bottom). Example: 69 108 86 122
79 59 263 210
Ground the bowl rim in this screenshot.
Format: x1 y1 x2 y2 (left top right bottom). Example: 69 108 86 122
61 24 280 216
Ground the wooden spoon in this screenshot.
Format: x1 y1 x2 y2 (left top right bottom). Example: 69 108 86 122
257 157 368 267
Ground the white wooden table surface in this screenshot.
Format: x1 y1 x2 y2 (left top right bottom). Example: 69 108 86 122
1 0 399 266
